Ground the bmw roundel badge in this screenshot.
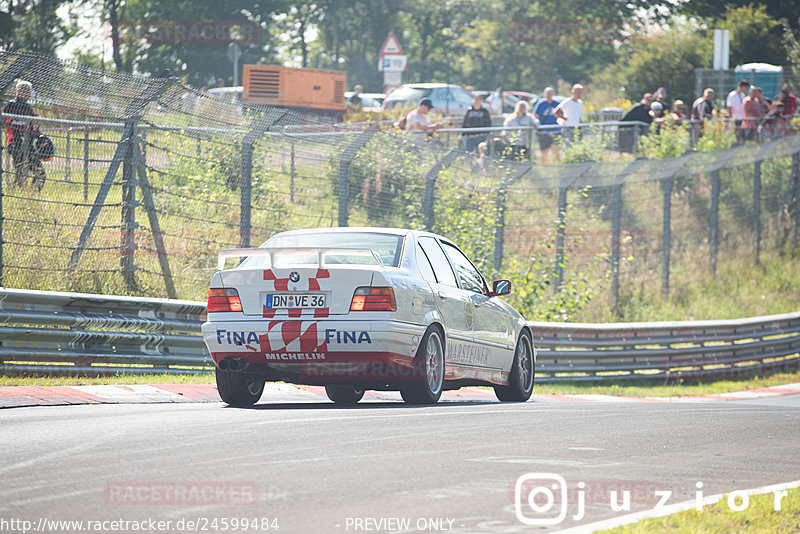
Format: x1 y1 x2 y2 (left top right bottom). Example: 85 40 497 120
289 272 300 283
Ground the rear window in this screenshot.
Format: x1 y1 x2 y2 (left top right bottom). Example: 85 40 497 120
253 232 404 267
387 87 431 102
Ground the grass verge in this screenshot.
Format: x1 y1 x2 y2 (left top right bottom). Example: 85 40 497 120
600 487 800 534
1 370 799 397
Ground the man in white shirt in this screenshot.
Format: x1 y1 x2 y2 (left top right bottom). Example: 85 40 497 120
486 86 504 115
554 83 584 141
726 80 750 142
405 98 443 138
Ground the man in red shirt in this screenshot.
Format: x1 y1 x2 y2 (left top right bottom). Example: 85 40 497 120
742 86 765 142
777 83 797 121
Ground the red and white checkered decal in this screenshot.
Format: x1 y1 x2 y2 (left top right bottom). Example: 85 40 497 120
258 321 327 353
262 268 330 318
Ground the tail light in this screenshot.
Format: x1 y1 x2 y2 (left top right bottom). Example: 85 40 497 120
350 287 396 311
207 288 243 312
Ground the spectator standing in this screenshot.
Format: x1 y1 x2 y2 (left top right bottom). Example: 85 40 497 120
533 86 561 162
762 98 789 139
618 93 653 153
653 87 668 109
461 93 492 153
486 87 504 116
3 80 46 189
726 80 749 142
689 87 715 143
348 85 363 108
502 100 535 160
405 98 443 137
554 83 584 142
742 86 765 141
775 83 797 120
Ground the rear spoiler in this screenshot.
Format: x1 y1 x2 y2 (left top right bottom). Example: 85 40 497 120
217 247 385 271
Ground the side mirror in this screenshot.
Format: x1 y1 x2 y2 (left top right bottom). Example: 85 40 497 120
490 279 511 297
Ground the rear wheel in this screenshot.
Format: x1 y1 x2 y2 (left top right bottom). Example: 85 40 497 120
215 369 265 406
400 328 445 405
325 385 365 405
495 332 535 402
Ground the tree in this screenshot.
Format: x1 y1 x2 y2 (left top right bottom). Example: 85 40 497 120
597 24 713 106
679 0 800 32
720 4 788 66
0 0 72 56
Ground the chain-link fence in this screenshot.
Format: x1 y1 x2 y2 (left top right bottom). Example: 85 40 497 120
1 51 799 315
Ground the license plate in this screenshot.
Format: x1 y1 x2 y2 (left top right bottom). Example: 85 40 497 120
264 293 326 309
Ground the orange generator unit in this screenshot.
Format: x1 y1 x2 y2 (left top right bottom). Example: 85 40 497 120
242 65 346 117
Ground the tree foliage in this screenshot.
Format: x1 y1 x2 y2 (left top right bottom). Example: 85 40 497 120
0 0 72 55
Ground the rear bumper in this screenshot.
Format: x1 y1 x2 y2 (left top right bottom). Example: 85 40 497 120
202 319 426 382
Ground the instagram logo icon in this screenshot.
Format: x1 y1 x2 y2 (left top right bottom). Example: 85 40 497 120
515 473 569 525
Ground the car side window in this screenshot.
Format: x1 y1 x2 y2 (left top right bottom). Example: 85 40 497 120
416 243 437 284
418 237 458 287
441 242 487 294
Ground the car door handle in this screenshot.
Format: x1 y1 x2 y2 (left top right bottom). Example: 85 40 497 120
437 291 447 300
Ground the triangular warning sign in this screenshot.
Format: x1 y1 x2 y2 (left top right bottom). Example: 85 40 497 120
379 32 404 56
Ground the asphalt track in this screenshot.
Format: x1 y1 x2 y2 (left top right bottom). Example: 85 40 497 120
1 386 799 534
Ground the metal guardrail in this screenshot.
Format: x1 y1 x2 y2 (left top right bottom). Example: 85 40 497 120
0 288 210 376
0 288 797 381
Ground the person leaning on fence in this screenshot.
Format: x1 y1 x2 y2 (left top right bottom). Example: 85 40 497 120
618 93 654 153
501 100 535 161
689 87 715 144
775 83 797 124
404 98 443 138
670 100 686 125
3 80 47 190
461 93 492 153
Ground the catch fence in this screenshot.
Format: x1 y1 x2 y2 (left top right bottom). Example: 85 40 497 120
1 50 799 317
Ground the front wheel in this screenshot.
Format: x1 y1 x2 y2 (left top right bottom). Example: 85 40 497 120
400 328 445 405
325 385 365 405
495 332 535 402
215 369 265 406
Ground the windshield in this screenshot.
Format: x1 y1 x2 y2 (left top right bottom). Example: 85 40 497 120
387 87 431 101
246 231 405 267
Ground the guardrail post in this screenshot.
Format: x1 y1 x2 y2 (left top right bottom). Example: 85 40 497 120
422 148 461 232
337 130 377 228
120 117 138 290
709 169 720 276
554 185 568 291
662 176 674 298
753 160 761 266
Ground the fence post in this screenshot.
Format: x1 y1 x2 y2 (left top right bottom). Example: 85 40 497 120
422 148 461 232
83 127 90 201
791 153 800 251
290 139 296 203
0 96 4 287
709 169 720 276
493 162 533 273
337 130 377 228
662 176 674 298
610 182 623 308
68 78 171 272
554 185 568 291
753 159 761 266
120 117 138 290
65 127 72 181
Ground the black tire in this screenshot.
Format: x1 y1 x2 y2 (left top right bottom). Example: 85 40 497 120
215 369 265 406
495 332 535 402
325 385 365 405
400 327 445 405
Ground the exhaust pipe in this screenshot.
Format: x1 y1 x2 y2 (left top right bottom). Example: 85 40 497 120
218 358 229 370
218 357 245 371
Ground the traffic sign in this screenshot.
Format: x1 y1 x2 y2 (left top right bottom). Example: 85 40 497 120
378 55 407 72
379 32 404 56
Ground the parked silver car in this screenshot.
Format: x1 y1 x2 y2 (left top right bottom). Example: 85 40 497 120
382 84 473 115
